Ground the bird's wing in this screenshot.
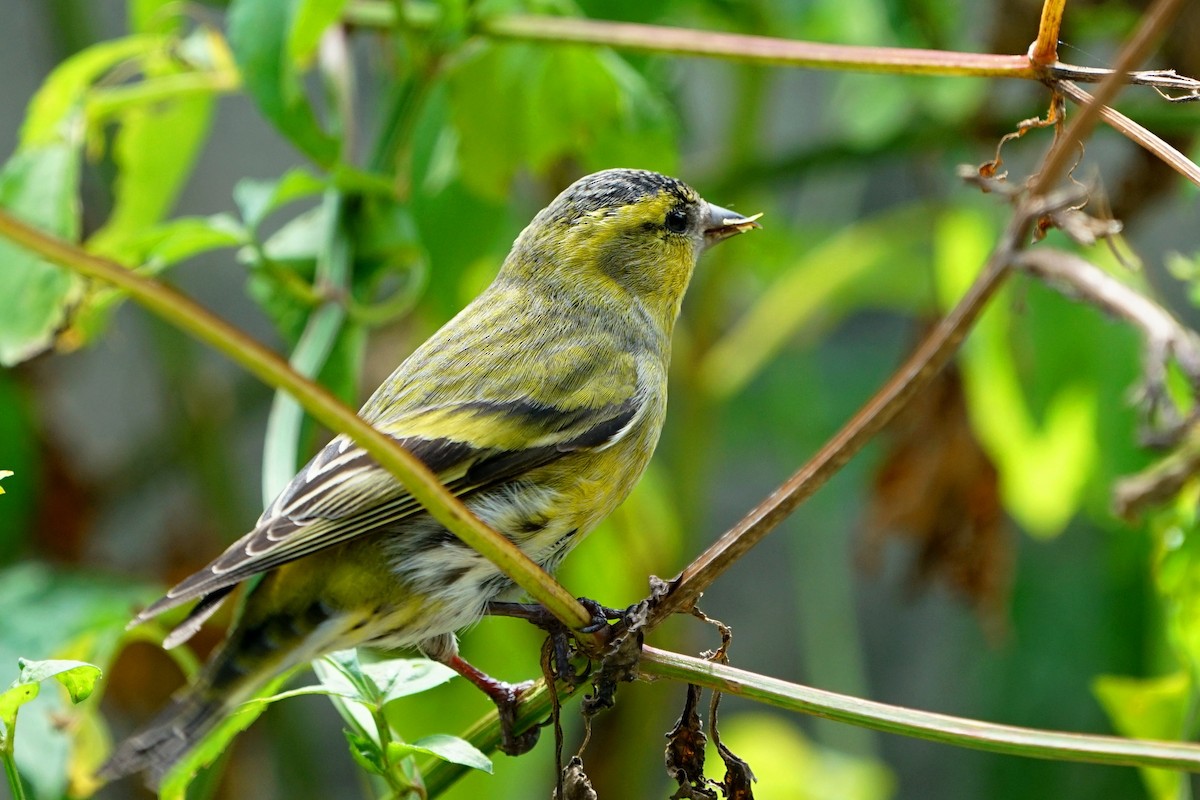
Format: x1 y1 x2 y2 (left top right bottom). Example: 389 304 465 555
132 388 644 632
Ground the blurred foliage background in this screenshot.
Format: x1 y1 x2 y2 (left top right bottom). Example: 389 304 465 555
2 0 1200 798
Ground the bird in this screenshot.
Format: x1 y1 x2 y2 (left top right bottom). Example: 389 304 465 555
99 168 760 784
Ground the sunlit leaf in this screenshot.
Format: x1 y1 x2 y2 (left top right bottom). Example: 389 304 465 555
20 36 160 148
17 658 102 704
388 733 492 773
288 0 350 67
1094 672 1190 800
87 92 215 261
0 470 11 496
935 209 1097 536
714 713 893 800
0 682 38 728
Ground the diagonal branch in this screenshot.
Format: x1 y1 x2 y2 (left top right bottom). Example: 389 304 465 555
1057 80 1200 187
0 210 599 637
646 191 1049 627
646 0 1185 627
638 646 1200 772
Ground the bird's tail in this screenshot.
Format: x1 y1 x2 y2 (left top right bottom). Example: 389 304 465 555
99 598 333 785
97 686 228 786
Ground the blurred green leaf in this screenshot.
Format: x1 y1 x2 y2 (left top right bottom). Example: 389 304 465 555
0 564 154 800
227 0 340 166
1093 671 1190 800
388 734 492 773
715 713 893 800
0 143 83 366
0 683 38 729
127 214 248 273
87 91 216 261
234 169 329 233
699 205 931 399
448 42 676 200
19 35 160 148
935 209 1097 536
15 659 101 705
129 0 181 34
289 0 350 67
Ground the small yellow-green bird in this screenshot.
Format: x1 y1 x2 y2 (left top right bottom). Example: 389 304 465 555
100 168 759 783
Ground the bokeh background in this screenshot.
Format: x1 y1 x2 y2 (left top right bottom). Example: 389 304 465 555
2 0 1200 798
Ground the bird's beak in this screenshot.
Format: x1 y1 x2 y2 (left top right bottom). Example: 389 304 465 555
703 203 762 248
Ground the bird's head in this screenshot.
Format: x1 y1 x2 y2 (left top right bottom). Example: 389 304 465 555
504 169 760 331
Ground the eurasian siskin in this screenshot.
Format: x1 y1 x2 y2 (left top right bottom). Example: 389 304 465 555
100 168 759 783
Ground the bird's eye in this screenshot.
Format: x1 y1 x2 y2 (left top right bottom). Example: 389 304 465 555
664 208 689 233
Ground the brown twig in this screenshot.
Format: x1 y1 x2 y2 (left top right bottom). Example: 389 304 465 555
1030 0 1066 66
1057 81 1200 188
1032 0 1184 196
1016 248 1200 440
1113 429 1200 519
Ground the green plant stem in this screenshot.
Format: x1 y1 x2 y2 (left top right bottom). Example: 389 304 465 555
638 646 1200 771
1 718 28 800
0 210 597 639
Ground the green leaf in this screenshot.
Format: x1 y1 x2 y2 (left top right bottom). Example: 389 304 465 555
1094 672 1190 800
713 712 893 800
87 92 216 261
129 0 181 34
934 208 1097 536
234 168 328 233
0 470 11 496
20 36 161 148
699 205 931 399
16 659 102 705
448 42 676 200
288 0 350 67
364 659 456 706
130 214 248 274
0 564 155 798
0 144 83 366
344 729 386 776
227 0 340 166
388 734 492 774
0 683 38 729
313 651 379 739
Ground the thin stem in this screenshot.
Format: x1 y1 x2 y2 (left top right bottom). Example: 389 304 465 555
480 15 1034 77
1058 80 1200 188
1031 0 1184 196
638 646 1200 772
1030 0 1066 66
0 211 597 637
1 718 29 800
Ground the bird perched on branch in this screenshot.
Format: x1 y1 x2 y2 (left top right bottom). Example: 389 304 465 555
100 168 760 784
